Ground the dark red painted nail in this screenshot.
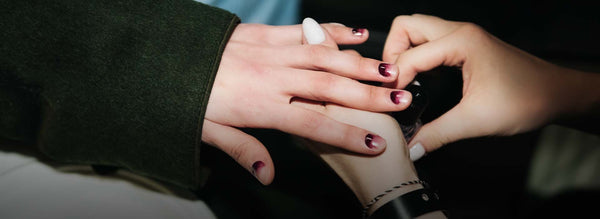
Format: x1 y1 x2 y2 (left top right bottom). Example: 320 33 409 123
391 90 409 105
352 28 366 36
378 63 393 77
365 134 384 149
252 161 265 175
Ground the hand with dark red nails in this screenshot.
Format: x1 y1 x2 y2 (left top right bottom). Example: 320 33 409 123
382 14 600 161
290 99 438 216
201 19 413 185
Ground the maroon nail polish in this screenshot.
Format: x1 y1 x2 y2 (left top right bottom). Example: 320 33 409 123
365 134 383 149
378 63 392 77
352 28 365 36
390 90 406 104
252 161 265 175
391 80 429 142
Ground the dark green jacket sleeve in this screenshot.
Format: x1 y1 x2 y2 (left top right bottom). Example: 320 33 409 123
0 0 239 190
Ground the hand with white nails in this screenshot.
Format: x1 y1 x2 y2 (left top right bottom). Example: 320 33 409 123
202 19 413 185
382 14 600 161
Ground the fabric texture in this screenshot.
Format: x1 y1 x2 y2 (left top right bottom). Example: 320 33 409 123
0 0 240 190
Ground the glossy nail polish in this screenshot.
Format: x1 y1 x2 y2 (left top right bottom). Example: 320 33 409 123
252 161 265 176
365 134 384 149
390 90 409 105
391 80 429 142
352 28 365 36
378 63 394 77
302 17 325 44
409 142 426 161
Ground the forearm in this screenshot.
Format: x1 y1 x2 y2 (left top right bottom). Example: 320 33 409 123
553 68 600 134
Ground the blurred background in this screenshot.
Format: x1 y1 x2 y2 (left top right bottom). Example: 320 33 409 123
199 0 600 218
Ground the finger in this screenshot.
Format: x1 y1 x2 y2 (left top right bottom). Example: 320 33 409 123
225 42 398 83
382 14 461 63
389 32 466 88
407 104 480 161
255 22 369 46
201 120 274 185
283 69 413 112
325 23 369 45
271 104 387 155
342 49 362 56
281 45 398 82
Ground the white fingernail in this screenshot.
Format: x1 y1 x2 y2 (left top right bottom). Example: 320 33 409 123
302 17 325 44
409 142 425 161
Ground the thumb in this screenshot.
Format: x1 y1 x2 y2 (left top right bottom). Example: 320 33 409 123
302 17 339 49
201 120 275 185
407 104 474 161
386 31 466 89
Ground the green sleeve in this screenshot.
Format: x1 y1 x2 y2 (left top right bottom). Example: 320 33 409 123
0 0 239 190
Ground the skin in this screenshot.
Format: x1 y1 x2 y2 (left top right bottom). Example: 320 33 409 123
382 14 600 160
294 23 446 218
201 23 413 184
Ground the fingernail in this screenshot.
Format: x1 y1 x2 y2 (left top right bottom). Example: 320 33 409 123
365 134 385 149
409 143 426 161
391 90 410 105
352 28 366 36
302 17 325 45
252 161 265 181
378 63 397 77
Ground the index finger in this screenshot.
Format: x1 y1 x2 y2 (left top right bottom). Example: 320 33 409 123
382 14 461 63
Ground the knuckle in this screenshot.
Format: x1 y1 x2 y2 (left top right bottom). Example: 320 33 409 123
393 15 412 26
307 45 328 68
458 23 487 38
308 45 327 57
356 56 371 73
311 74 337 100
341 126 360 146
429 128 449 150
366 86 379 106
453 23 492 47
394 15 414 23
299 114 324 132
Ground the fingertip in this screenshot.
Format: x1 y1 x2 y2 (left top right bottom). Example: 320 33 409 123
251 159 275 185
302 17 326 45
351 28 369 40
322 23 369 45
378 63 399 82
391 90 412 109
365 133 387 154
408 142 426 161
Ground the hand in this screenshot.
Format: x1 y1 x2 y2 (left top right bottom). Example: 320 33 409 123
292 20 445 218
202 21 413 184
383 14 600 161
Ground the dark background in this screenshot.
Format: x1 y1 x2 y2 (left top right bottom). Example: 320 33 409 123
200 1 600 218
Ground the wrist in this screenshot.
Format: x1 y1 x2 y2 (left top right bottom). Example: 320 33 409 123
553 68 600 133
568 70 600 116
363 180 425 215
367 185 446 219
